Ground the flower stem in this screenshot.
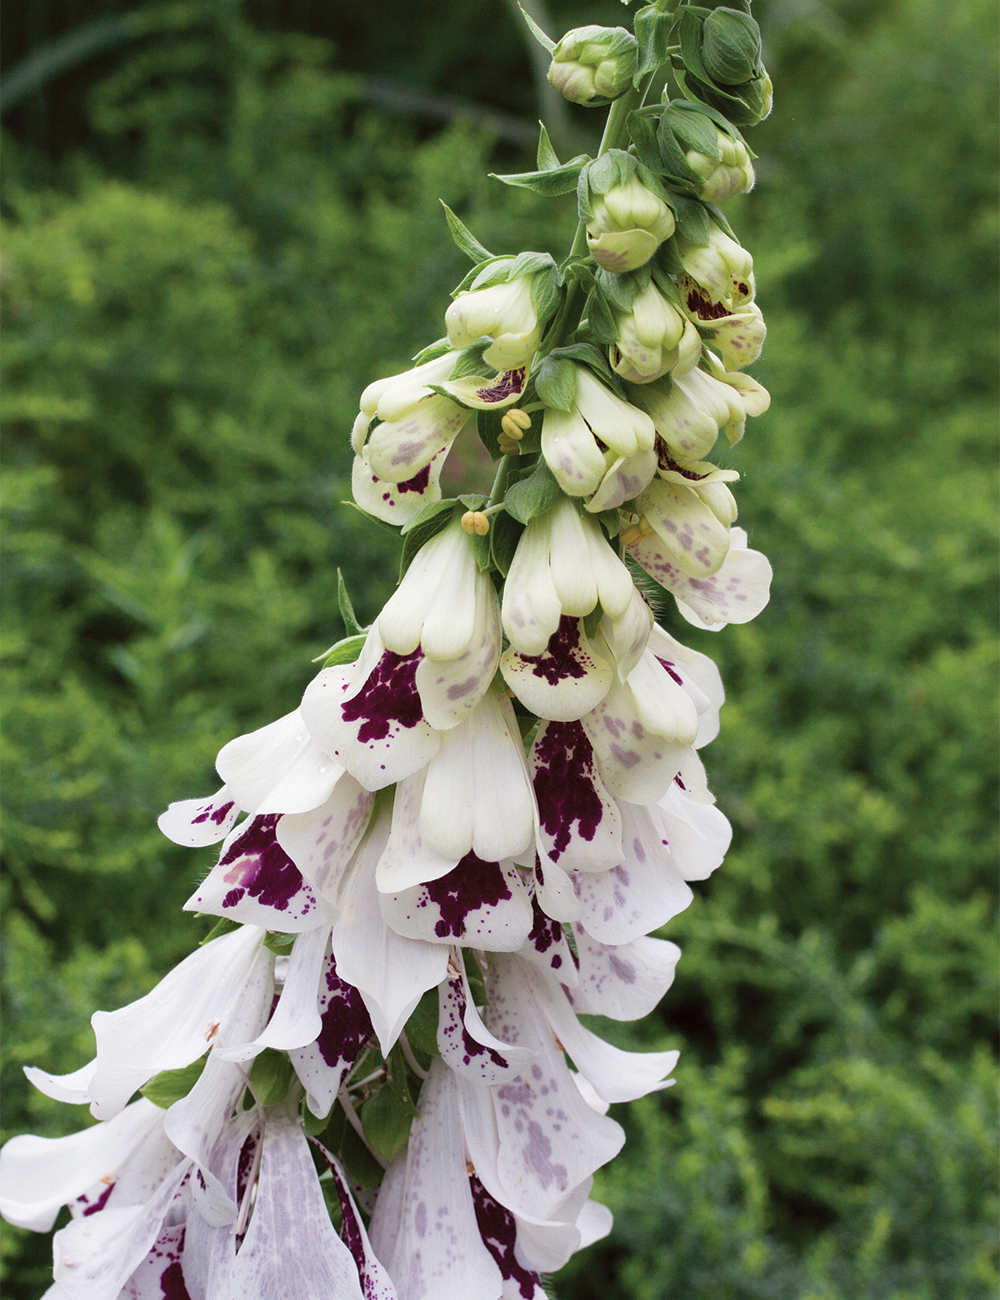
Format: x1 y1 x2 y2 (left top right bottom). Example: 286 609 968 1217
488 453 513 507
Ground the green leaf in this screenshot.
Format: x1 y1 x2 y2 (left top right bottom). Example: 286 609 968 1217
627 108 666 173
325 1107 386 1188
399 500 457 577
301 1097 331 1135
548 342 624 394
596 507 621 539
316 633 367 668
477 407 505 461
505 457 563 525
672 194 713 246
583 286 618 344
583 602 605 638
518 3 555 53
361 1084 416 1161
529 266 564 326
463 950 488 1008
633 4 676 81
490 511 524 577
249 1048 294 1107
666 101 723 158
199 916 240 946
535 356 577 411
701 8 761 86
536 121 561 171
262 931 297 955
404 988 441 1057
141 1056 207 1109
410 336 453 365
340 499 402 536
449 340 496 380
337 568 364 635
586 149 636 197
439 201 494 265
492 158 589 197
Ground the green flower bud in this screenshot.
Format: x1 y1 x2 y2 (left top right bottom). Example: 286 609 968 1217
586 176 676 273
548 25 638 107
674 5 773 127
701 8 761 86
684 128 755 203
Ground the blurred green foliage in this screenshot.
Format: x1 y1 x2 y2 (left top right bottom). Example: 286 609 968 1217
1 0 997 1296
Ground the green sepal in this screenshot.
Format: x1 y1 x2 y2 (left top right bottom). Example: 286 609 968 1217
548 342 625 396
249 1048 294 1107
534 355 577 411
404 988 441 1058
323 1106 385 1188
301 1097 331 1135
490 511 525 576
199 916 240 946
361 1083 415 1161
596 507 621 540
536 121 561 171
664 99 723 159
520 717 541 754
519 3 556 53
633 4 676 82
340 499 402 536
410 336 453 365
399 500 457 577
582 602 605 639
337 568 364 635
449 340 496 381
141 1056 207 1109
477 407 505 461
491 157 590 197
703 199 737 240
652 235 686 278
504 458 563 525
596 264 650 312
627 107 667 174
701 7 762 86
585 149 637 200
440 201 494 265
262 931 297 955
315 633 367 668
671 193 713 246
583 285 618 344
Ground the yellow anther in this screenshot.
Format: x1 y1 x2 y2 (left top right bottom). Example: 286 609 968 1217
463 510 490 536
505 407 532 430
497 435 521 456
500 417 524 442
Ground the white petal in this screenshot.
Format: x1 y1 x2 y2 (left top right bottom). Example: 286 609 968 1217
570 931 681 1020
289 951 375 1120
530 721 622 873
582 517 635 620
301 660 440 792
501 518 562 656
157 788 238 847
371 1060 503 1300
652 781 732 880
574 368 655 456
570 801 693 944
352 441 449 527
533 854 583 924
229 1116 366 1300
585 448 658 513
648 624 725 747
599 586 653 684
88 926 267 1120
414 576 501 730
379 524 479 660
580 679 689 805
546 502 598 616
376 769 459 893
275 776 374 907
419 690 535 863
333 811 449 1055
53 1160 190 1300
368 396 468 483
216 709 344 815
380 856 533 954
629 530 772 629
311 1143 399 1300
637 480 731 578
0 1099 163 1232
227 925 331 1058
534 969 679 1103
24 1058 97 1107
625 649 702 745
482 958 624 1221
119 1222 185 1300
184 814 334 932
500 619 612 722
437 963 534 1085
541 408 605 497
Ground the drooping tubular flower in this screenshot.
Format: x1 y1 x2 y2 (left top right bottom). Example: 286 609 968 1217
3 4 782 1295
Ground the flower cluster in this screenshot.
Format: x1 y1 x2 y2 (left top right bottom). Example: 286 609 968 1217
1 2 778 1295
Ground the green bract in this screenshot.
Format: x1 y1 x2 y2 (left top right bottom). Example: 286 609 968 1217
672 3 773 127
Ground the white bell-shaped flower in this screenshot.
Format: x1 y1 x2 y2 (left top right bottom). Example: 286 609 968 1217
445 275 542 371
541 366 655 497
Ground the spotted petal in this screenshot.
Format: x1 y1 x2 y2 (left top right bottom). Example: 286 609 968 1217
380 853 533 953
157 787 238 848
629 525 772 630
501 617 612 722
352 441 449 527
275 776 374 908
580 678 690 805
290 951 375 1120
367 396 469 483
531 721 622 872
437 959 534 1084
568 930 681 1020
216 709 345 815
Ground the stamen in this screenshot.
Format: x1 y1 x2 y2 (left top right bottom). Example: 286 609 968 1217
462 510 490 535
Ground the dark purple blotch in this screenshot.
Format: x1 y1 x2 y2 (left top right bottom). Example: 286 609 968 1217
341 649 424 744
422 853 513 939
517 616 589 687
217 814 310 914
315 954 374 1070
470 1174 543 1298
532 721 606 862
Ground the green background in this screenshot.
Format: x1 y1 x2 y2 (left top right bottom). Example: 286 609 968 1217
1 0 997 1295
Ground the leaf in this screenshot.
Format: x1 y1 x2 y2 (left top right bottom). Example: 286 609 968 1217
411 336 453 365
325 1107 385 1188
199 916 241 946
633 5 676 81
586 149 636 197
490 511 524 577
596 508 621 540
535 355 577 411
301 1098 331 1135
518 3 556 53
404 988 441 1057
340 499 402 536
262 931 297 955
477 406 505 461
141 1057 207 1109
314 633 367 667
584 286 618 344
672 194 713 246
399 500 457 577
449 341 496 380
505 457 563 525
548 342 624 394
627 108 666 173
337 568 364 635
249 1048 295 1107
536 121 561 171
583 602 605 639
491 158 589 197
439 201 494 265
666 102 723 158
361 1084 415 1161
